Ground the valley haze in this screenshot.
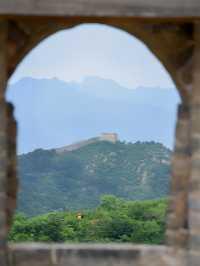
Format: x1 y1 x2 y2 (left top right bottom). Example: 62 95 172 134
6 76 180 154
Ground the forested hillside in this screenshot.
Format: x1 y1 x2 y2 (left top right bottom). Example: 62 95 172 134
10 196 167 244
17 141 171 216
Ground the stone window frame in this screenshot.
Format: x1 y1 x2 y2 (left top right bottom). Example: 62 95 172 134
0 11 197 266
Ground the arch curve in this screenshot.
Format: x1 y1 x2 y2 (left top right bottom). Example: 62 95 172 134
7 18 194 103
4 17 194 251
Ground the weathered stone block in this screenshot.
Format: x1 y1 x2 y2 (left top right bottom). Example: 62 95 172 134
188 211 200 231
189 231 200 251
166 229 188 248
167 192 187 229
0 248 7 266
10 244 52 266
170 165 189 192
55 244 141 266
188 251 200 266
188 193 200 211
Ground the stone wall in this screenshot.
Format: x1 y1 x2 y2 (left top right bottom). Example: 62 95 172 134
56 133 118 153
7 244 187 266
55 137 99 153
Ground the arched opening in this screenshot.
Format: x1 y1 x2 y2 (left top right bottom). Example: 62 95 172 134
6 23 181 244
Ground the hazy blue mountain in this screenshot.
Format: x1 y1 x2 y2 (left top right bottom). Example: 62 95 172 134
6 76 180 154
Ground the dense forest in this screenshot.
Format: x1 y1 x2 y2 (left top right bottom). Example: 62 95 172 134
17 141 171 216
9 195 167 244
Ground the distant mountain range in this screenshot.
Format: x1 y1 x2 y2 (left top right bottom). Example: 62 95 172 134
6 76 180 154
17 141 171 216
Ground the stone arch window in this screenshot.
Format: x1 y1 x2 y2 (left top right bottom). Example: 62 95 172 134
0 10 196 266
6 22 179 223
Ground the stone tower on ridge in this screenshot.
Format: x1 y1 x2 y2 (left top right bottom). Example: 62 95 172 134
99 133 118 143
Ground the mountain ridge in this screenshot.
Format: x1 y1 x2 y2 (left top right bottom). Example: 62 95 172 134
6 76 180 153
17 140 171 216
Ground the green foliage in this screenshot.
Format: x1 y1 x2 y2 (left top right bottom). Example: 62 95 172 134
9 196 167 244
17 141 171 216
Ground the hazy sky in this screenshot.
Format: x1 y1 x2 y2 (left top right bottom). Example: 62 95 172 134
10 24 174 89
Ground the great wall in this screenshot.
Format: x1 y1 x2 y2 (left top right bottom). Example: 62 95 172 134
56 133 118 153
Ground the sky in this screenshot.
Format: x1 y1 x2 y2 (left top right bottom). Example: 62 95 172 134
9 23 175 89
